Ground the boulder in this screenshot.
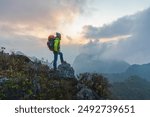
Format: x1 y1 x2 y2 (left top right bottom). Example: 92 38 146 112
57 62 75 78
76 83 100 100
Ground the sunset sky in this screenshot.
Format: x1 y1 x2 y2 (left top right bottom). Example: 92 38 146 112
0 0 150 64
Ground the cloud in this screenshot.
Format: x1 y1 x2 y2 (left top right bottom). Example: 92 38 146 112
82 15 135 39
80 8 150 64
0 33 52 60
0 0 89 43
0 0 88 61
66 35 73 41
0 34 41 49
0 0 87 27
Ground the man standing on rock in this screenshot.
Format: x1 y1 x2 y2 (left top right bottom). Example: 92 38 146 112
47 32 65 71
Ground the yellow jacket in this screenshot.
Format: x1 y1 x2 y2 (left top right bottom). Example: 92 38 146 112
54 37 60 52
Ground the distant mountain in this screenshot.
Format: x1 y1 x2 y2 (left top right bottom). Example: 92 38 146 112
104 63 150 83
110 76 150 100
126 63 150 81
73 53 130 74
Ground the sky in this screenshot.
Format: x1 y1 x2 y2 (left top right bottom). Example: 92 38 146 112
0 0 150 64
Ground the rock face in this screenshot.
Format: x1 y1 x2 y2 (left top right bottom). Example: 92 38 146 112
76 73 110 100
57 62 75 78
47 62 75 79
76 83 100 100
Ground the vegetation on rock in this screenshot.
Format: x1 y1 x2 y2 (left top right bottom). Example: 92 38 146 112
0 50 110 100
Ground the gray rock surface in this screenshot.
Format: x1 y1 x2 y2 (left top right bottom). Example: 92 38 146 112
76 83 100 100
0 77 8 84
57 62 75 78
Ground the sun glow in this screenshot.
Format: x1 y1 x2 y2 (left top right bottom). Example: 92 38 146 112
100 35 132 43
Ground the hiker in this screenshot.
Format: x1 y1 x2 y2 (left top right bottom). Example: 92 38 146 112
47 32 65 70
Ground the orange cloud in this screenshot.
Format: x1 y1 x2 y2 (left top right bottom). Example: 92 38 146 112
100 35 132 43
0 0 88 40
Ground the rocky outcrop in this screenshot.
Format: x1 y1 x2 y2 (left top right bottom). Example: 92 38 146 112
0 51 110 100
58 62 75 78
76 83 100 100
76 73 110 100
47 62 75 79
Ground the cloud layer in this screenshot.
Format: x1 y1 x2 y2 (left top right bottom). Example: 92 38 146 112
0 0 87 25
0 0 88 39
81 8 150 64
0 0 88 62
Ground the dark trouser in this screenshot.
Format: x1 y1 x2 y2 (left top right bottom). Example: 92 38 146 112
53 51 64 70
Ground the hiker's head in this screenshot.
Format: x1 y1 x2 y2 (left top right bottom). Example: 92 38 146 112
56 32 61 39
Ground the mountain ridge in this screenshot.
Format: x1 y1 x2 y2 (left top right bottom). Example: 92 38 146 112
0 51 110 100
1 50 150 100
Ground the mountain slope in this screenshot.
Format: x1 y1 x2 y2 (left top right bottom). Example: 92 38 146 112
0 51 110 100
110 76 150 100
126 63 150 80
104 63 150 83
73 53 130 74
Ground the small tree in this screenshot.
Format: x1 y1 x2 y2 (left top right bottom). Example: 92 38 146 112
0 47 6 54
